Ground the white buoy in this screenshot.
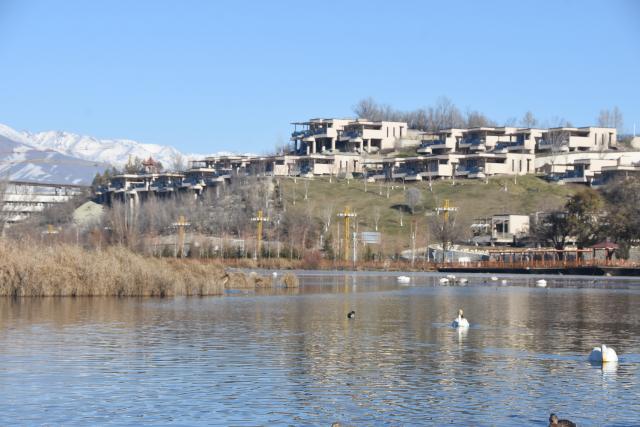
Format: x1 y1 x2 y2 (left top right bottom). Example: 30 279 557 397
536 279 547 288
451 309 470 328
272 271 278 278
589 344 618 363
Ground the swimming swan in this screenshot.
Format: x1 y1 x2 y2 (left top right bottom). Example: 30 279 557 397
397 276 411 284
536 279 547 287
589 344 618 363
451 309 470 328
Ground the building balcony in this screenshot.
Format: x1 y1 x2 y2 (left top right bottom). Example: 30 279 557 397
339 130 363 141
459 138 484 148
417 140 446 154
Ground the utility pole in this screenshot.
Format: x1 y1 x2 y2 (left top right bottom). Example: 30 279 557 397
251 209 270 259
337 206 357 263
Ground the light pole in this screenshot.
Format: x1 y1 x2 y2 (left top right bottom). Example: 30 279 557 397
337 207 357 263
171 215 190 258
251 209 270 259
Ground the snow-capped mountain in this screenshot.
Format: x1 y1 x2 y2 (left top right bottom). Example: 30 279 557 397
0 124 184 168
0 123 252 185
0 133 109 186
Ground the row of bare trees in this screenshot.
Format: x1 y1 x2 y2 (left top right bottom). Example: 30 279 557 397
353 98 626 134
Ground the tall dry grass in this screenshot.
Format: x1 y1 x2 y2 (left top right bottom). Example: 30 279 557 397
0 241 229 297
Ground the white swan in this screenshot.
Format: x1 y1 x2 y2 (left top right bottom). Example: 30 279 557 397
439 277 450 284
536 279 547 288
589 344 618 363
458 278 468 285
446 274 456 280
490 276 498 281
397 276 411 284
451 309 470 328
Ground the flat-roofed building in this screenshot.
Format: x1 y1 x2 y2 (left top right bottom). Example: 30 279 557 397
458 127 520 153
291 118 408 155
471 214 530 246
339 119 408 154
2 181 86 225
537 127 616 152
417 128 464 155
290 118 353 154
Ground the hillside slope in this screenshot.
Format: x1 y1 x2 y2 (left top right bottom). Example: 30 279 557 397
278 175 580 249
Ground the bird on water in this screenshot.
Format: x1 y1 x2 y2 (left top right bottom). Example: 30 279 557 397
347 311 355 319
588 344 618 363
451 309 470 328
549 413 576 427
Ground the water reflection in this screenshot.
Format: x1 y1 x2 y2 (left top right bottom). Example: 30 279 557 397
0 273 639 426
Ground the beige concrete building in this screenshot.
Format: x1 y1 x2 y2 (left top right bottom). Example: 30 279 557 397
417 128 464 155
538 127 617 152
471 214 530 246
291 118 408 155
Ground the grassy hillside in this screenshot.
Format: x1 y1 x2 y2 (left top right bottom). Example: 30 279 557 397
277 175 582 250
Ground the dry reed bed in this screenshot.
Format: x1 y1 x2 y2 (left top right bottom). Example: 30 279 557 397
0 242 231 297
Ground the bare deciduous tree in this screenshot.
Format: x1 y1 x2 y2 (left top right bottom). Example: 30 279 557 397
322 204 334 233
372 206 381 231
171 152 186 172
465 110 496 128
598 106 624 133
428 208 462 263
521 111 538 128
404 187 422 214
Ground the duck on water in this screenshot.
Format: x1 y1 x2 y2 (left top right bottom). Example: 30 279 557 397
549 413 576 427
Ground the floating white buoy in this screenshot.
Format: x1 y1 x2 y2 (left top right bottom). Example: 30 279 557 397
589 344 618 363
536 279 547 288
272 272 278 278
451 309 470 328
397 276 411 284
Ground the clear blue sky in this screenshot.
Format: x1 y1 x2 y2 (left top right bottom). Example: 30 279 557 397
1 0 638 154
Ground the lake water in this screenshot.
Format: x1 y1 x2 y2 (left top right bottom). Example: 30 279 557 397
1 272 639 426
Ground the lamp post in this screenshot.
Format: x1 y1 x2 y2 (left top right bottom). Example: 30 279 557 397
337 207 357 263
171 215 190 258
251 209 270 259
